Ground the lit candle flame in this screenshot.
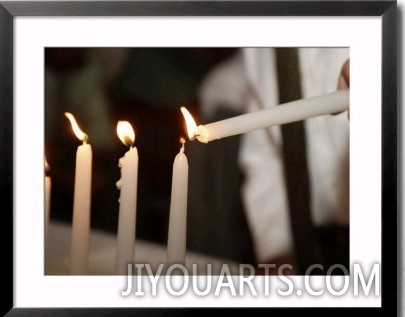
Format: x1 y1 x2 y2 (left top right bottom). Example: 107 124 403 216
65 112 88 143
180 107 198 141
117 121 135 147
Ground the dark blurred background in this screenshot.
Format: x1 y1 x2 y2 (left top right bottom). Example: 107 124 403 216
45 48 255 265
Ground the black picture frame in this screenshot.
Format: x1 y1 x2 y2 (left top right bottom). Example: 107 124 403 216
0 1 397 316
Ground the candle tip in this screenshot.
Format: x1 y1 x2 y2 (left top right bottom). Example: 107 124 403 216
179 137 186 153
83 134 89 144
196 125 209 143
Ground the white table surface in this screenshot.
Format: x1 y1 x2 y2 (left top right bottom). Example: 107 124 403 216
46 220 240 275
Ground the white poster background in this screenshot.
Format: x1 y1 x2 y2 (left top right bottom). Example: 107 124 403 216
14 16 381 307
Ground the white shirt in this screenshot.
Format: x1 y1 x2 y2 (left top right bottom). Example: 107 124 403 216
198 48 349 263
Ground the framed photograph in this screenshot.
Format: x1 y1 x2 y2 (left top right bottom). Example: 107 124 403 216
1 1 397 316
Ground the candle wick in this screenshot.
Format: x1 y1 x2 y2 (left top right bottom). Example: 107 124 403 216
82 134 88 145
179 137 186 153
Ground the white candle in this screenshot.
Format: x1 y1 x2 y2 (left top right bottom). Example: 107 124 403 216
167 138 189 266
65 112 92 275
44 157 51 267
115 121 139 275
194 89 349 143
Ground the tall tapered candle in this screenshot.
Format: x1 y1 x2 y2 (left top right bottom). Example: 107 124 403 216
193 89 349 143
167 137 189 266
65 112 92 275
116 121 138 275
44 156 51 266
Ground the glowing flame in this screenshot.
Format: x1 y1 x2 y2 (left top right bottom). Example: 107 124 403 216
65 112 88 143
45 156 50 173
117 121 135 147
180 107 198 140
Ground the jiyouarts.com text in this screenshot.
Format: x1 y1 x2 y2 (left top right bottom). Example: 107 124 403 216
121 263 380 297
